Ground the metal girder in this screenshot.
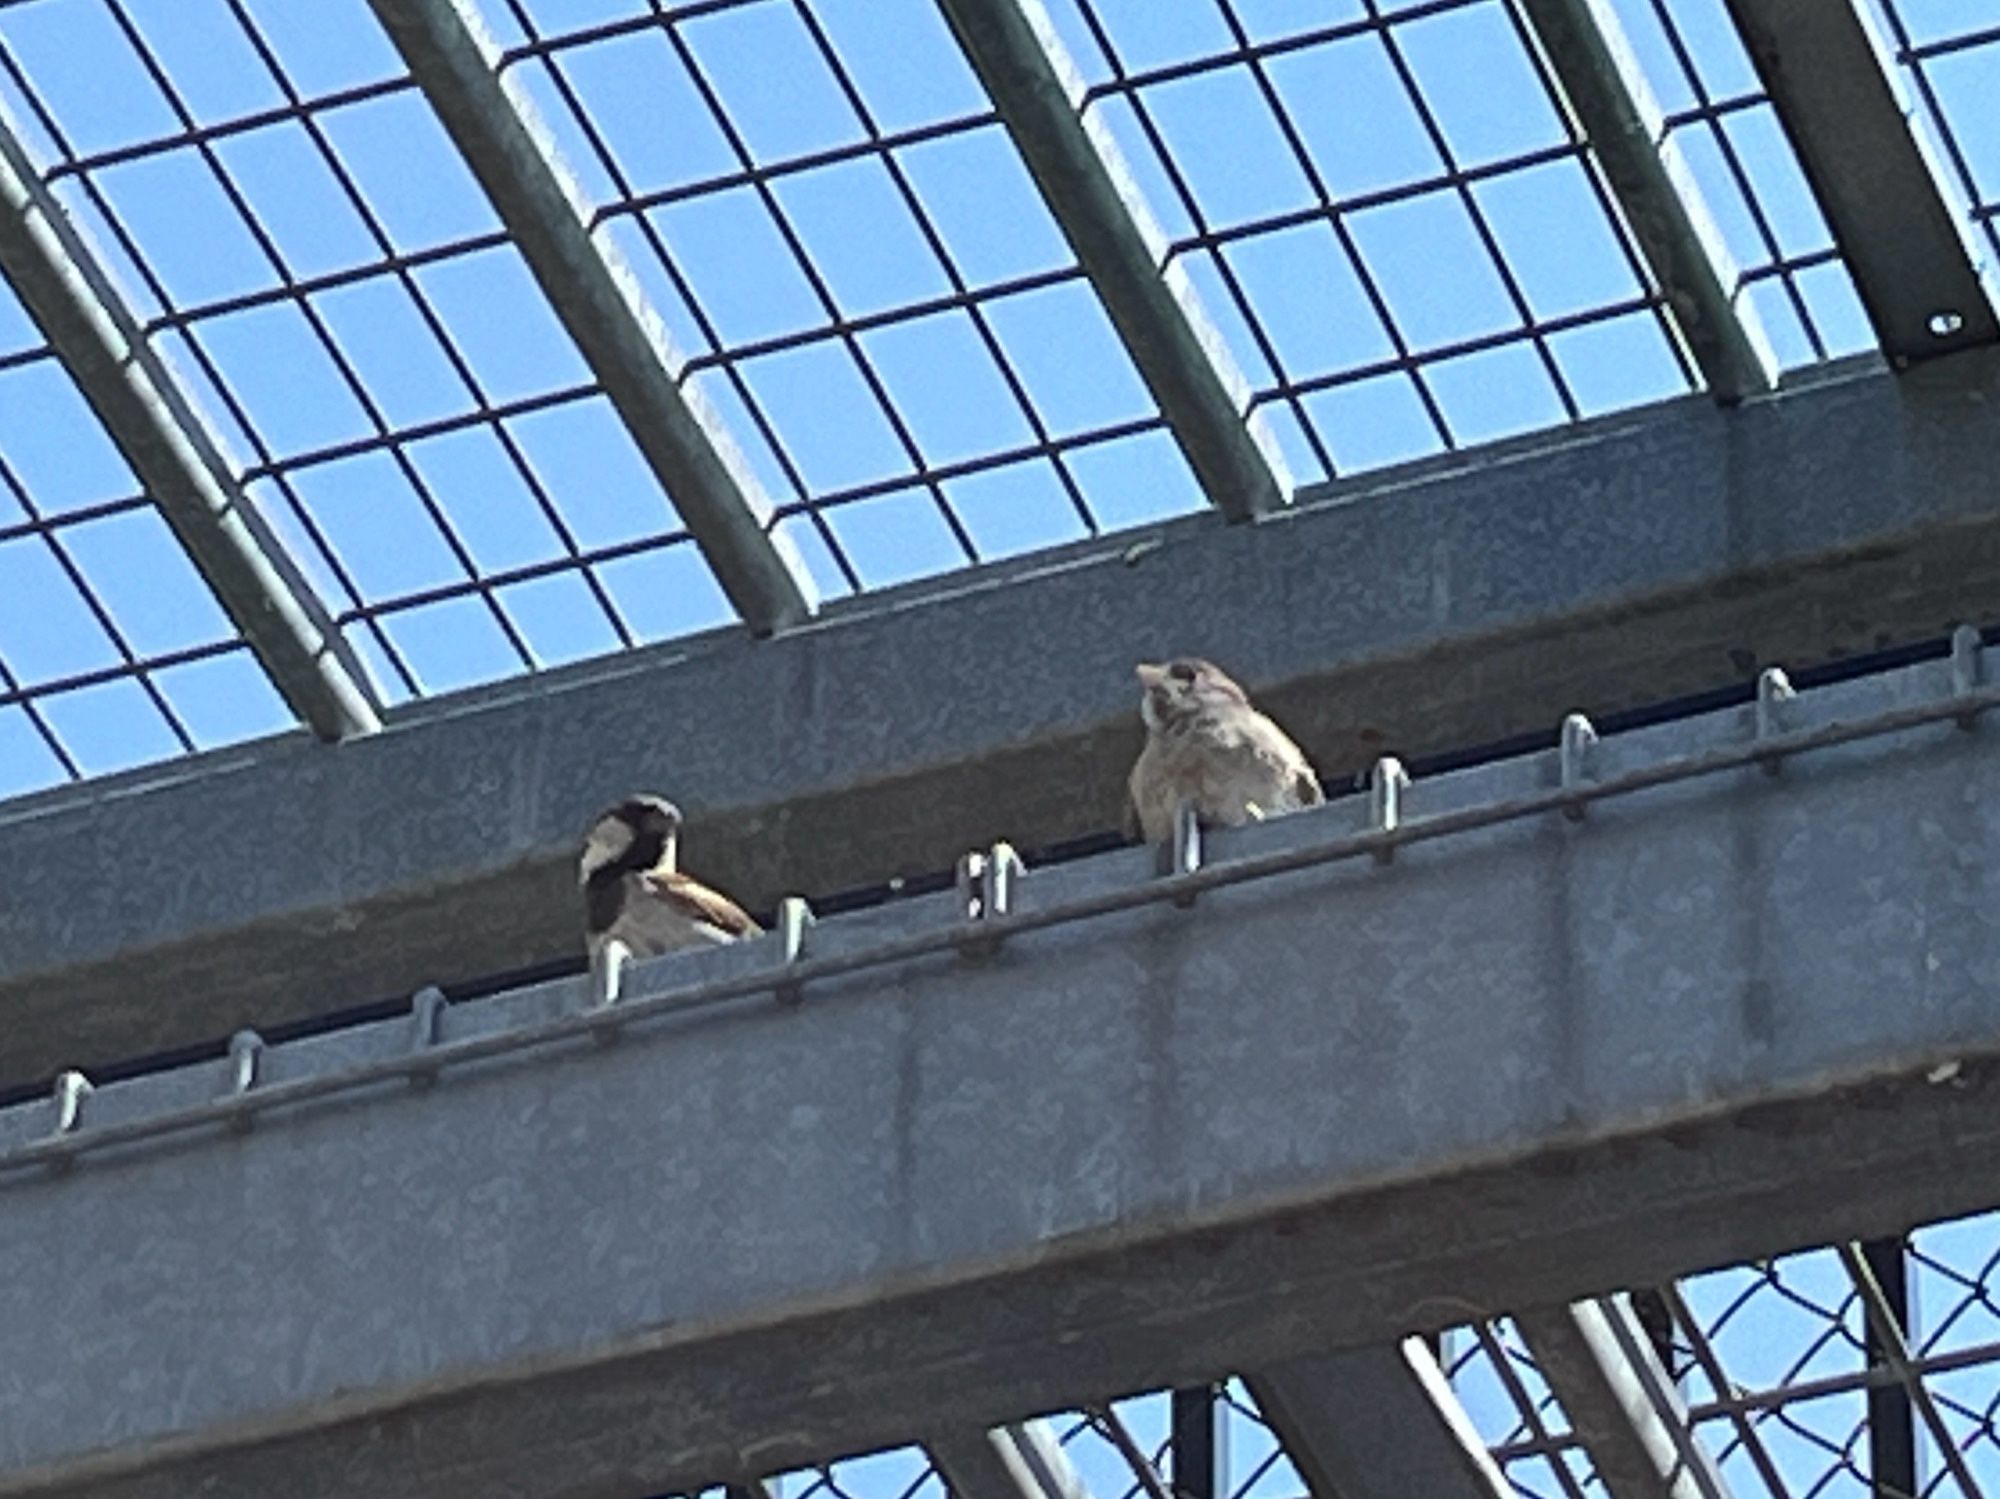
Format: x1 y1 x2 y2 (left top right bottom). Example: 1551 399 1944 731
1514 1298 1732 1499
930 0 1290 520
365 0 814 634
1517 0 1774 400
927 1423 1092 1499
11 641 2000 1496
9 347 2000 1089
1170 1387 1221 1499
1245 1342 1512 1499
0 106 380 742
1859 1237 1918 1499
1721 0 1999 363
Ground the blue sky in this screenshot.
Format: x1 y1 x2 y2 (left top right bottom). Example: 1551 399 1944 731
1 1 1999 1489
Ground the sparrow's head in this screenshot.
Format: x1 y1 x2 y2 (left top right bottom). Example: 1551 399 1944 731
578 794 683 884
1135 657 1249 730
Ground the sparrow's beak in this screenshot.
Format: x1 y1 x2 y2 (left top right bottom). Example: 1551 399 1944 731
1134 662 1167 689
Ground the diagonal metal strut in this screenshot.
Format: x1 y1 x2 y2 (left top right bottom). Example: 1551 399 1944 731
367 0 816 636
1517 0 1775 401
931 0 1292 521
1721 0 1999 364
0 104 381 743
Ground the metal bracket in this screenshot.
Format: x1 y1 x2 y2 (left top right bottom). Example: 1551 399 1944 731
774 896 816 1006
590 938 632 1015
1951 624 1984 730
46 1069 92 1163
1370 757 1410 863
956 842 1025 958
1170 801 1203 908
224 1029 265 1133
1754 667 1796 775
408 986 450 1089
1559 713 1598 822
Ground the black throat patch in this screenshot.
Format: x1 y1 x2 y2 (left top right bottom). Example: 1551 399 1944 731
583 826 666 935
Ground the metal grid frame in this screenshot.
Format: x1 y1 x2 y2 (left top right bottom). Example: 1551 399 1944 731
1 0 1978 799
1051 0 1703 474
658 1207 2000 1499
489 0 1191 590
1875 2 2000 268
1631 0 1870 369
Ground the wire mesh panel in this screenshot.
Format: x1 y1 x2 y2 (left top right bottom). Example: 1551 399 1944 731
489 0 1206 596
0 0 1915 802
0 326 291 798
1871 0 2000 275
1601 0 1878 369
0 0 742 717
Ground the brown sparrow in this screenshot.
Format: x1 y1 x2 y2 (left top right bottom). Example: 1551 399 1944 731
578 796 760 978
1126 658 1324 845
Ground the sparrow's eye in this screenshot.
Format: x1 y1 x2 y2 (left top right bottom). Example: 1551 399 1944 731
1169 662 1197 683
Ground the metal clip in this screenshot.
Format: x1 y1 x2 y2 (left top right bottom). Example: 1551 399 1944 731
48 1069 91 1141
1559 713 1597 822
589 937 631 1012
774 896 816 1006
224 1029 264 1132
408 986 449 1088
1170 801 1202 908
1951 624 1984 730
1755 667 1796 774
955 842 1024 957
1370 756 1409 863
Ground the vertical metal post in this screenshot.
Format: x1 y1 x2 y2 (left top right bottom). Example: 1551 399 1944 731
1170 1385 1223 1499
1862 1237 1918 1499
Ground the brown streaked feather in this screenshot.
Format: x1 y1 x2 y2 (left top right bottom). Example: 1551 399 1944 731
642 870 762 939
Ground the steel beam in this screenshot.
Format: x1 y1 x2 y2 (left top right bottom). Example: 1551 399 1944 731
1245 1342 1512 1499
1517 0 1774 400
1858 1237 1919 1499
10 644 2000 1496
1721 0 1999 363
0 106 379 742
1514 1298 1732 1499
927 1423 1091 1499
931 0 1290 520
8 348 2000 1088
365 0 814 634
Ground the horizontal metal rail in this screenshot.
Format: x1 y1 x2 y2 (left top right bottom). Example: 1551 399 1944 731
8 644 1996 1178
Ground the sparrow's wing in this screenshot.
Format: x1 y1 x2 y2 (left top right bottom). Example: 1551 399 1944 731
1241 710 1323 809
642 870 763 938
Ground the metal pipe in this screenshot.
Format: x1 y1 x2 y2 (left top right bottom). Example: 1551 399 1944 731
0 104 381 741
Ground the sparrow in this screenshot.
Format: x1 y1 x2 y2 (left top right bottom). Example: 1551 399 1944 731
578 795 760 975
1126 658 1324 846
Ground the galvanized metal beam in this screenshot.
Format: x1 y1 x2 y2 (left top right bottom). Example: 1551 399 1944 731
1517 0 1774 400
931 0 1290 520
9 641 2000 1496
1245 1342 1512 1499
1721 0 1999 363
0 106 380 742
365 0 814 634
1514 1298 1733 1499
8 348 2000 1089
927 1423 1092 1499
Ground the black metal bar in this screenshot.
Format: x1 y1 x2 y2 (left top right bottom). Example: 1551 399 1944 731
1170 1386 1222 1499
1862 1236 1919 1499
